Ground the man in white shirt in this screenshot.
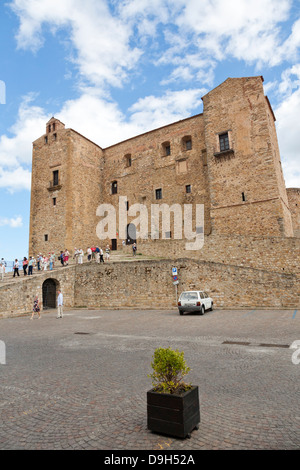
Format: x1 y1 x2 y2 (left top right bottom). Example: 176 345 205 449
57 290 63 318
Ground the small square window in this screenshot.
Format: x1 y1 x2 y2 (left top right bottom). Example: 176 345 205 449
53 197 56 206
165 145 171 156
44 234 48 242
219 132 229 152
53 133 57 141
186 184 191 193
155 188 162 200
45 136 48 144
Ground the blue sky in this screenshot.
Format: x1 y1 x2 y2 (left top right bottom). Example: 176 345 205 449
0 0 300 261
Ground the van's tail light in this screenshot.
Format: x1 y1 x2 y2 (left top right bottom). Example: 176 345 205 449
196 301 201 306
178 301 181 306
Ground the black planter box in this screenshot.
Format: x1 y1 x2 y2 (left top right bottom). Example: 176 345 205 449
147 386 200 439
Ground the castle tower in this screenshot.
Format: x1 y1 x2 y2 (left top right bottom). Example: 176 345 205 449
202 76 294 237
29 118 103 256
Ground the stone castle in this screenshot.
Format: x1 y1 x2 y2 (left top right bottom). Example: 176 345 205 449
29 76 299 257
1 76 299 317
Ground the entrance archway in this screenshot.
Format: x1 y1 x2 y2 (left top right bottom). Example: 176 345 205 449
42 279 59 309
126 223 136 245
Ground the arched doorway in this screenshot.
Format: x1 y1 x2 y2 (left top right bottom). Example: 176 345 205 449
42 279 58 309
126 223 136 245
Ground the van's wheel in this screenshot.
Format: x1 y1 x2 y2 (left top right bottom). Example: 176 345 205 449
210 302 213 311
200 305 205 315
179 310 184 315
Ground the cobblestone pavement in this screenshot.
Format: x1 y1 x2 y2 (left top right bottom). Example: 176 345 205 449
0 308 299 450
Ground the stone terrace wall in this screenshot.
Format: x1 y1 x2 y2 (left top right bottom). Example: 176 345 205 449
0 267 76 318
1 255 298 319
74 259 299 310
127 233 300 275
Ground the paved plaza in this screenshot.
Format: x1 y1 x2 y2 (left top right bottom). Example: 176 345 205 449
0 307 299 450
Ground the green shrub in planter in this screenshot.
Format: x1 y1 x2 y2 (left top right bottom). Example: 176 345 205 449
147 347 200 438
148 347 192 394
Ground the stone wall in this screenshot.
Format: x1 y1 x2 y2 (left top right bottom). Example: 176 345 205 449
0 267 76 318
73 260 299 310
287 188 300 237
0 256 299 318
124 232 300 275
102 113 212 247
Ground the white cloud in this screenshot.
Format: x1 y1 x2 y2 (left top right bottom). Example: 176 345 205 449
7 0 300 192
129 88 205 130
275 72 300 188
10 0 142 88
175 0 291 59
0 216 23 228
0 94 46 168
56 87 205 147
10 0 300 90
277 64 300 97
0 93 46 192
0 166 31 192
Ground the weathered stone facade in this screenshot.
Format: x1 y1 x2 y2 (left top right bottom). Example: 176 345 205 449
0 256 299 318
29 76 298 259
29 118 102 256
287 188 300 238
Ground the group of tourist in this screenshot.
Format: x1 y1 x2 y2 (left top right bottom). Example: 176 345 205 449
6 241 137 280
84 245 110 263
11 253 58 277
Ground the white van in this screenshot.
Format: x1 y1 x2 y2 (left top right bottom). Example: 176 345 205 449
178 291 213 315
